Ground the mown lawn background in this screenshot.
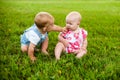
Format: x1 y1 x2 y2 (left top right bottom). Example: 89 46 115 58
0 0 120 80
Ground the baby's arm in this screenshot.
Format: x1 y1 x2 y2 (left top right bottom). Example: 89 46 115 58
81 38 87 52
28 43 36 61
41 37 49 55
75 38 88 58
58 33 69 47
48 25 66 32
74 38 87 54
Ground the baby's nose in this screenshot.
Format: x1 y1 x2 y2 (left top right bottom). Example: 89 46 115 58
66 25 70 29
66 24 69 27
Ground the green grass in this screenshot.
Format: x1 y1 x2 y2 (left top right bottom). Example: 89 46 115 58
0 0 120 80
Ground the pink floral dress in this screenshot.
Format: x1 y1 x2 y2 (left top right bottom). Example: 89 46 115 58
61 28 87 53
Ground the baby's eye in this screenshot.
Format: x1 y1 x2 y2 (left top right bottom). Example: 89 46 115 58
69 23 72 25
66 21 70 24
66 23 71 25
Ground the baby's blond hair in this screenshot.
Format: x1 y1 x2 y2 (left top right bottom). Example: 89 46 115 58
66 11 82 21
34 12 54 29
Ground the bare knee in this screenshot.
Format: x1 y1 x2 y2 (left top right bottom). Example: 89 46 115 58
58 42 66 50
21 46 28 53
55 42 65 52
55 42 65 60
56 42 64 47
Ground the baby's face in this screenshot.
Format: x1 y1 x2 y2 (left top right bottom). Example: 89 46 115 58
66 17 79 31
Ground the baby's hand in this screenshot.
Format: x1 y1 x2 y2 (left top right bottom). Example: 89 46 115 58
74 47 87 54
81 47 87 53
62 27 67 33
76 49 87 59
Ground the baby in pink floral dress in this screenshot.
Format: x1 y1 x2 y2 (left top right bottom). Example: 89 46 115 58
55 11 88 60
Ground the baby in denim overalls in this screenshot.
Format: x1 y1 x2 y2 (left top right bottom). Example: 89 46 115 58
21 12 65 62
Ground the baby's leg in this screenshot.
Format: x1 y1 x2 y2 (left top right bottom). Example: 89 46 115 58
21 45 28 53
41 37 49 55
55 42 65 60
28 43 36 62
76 49 87 58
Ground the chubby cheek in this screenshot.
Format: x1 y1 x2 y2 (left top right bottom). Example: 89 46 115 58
70 26 77 31
46 26 52 32
46 28 50 32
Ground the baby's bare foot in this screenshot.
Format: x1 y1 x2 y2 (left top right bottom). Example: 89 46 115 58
56 58 60 61
30 56 36 62
76 52 86 58
42 50 49 55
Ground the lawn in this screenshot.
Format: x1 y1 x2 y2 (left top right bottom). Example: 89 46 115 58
0 0 120 80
